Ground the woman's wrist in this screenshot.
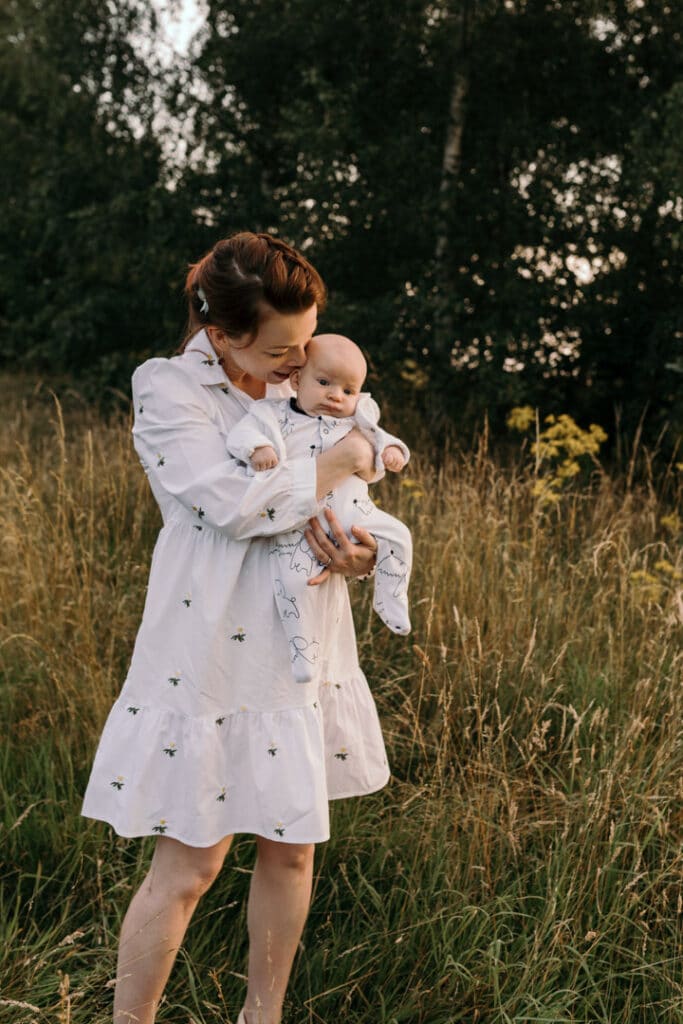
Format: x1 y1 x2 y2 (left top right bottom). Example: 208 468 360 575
315 434 369 499
354 559 376 582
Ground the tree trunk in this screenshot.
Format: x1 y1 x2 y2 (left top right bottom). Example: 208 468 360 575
433 1 471 357
434 66 469 265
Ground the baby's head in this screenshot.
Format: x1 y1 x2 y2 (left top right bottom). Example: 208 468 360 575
291 334 367 418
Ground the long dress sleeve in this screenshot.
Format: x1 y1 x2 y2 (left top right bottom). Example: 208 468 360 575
132 359 319 539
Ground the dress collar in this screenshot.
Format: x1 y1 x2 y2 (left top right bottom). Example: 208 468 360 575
182 330 231 386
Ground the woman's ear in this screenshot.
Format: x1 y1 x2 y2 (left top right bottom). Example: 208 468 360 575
206 325 224 352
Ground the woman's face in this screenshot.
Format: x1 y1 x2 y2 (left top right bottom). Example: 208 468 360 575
210 305 318 385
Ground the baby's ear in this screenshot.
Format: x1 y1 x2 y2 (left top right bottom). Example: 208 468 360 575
290 368 301 390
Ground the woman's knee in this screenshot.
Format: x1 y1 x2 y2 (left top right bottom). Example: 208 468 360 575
255 837 315 873
148 835 232 903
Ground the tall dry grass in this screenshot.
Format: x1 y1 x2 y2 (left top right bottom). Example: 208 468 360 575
1 380 682 1023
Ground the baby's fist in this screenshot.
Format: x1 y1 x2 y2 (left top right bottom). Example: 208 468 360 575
382 445 406 472
250 445 279 471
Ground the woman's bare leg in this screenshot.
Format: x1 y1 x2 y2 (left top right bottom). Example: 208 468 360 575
113 834 233 1024
242 838 315 1024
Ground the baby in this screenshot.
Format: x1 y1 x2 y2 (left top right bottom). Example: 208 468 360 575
225 334 413 683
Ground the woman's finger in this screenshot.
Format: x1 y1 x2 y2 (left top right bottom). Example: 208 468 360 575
308 566 331 587
305 519 336 560
321 508 353 552
350 524 377 551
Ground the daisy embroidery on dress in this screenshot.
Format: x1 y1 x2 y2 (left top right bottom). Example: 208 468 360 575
260 507 276 521
268 743 278 757
110 776 124 790
334 747 349 761
152 820 168 834
163 742 177 757
182 594 192 607
231 628 246 642
274 822 285 836
167 673 181 687
156 453 165 467
216 716 226 726
192 505 205 519
127 706 140 715
216 787 226 802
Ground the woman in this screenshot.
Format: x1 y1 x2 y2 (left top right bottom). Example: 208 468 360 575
81 232 389 1024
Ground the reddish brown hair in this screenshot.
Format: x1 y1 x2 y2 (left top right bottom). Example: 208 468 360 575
182 232 327 348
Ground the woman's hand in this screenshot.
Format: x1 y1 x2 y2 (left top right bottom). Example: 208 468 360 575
305 508 377 587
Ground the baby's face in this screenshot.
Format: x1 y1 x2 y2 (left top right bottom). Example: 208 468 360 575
293 340 366 418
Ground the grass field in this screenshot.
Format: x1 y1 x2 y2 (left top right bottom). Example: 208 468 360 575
1 379 682 1023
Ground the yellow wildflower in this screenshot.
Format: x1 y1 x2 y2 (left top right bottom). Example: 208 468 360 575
654 559 683 581
630 570 665 603
661 512 682 535
506 405 536 432
401 478 425 500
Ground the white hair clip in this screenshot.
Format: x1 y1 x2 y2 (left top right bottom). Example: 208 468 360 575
197 286 209 315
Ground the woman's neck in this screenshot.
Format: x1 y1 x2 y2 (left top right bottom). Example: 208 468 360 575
211 337 267 400
228 371 266 400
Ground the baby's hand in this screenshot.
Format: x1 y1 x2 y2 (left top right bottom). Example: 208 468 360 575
250 445 279 471
382 445 406 472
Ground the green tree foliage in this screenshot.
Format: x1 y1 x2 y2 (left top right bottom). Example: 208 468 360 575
0 0 187 391
186 0 682 443
1 0 681 443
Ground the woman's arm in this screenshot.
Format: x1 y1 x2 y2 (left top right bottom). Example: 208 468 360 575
308 432 378 581
314 429 376 500
133 361 378 543
133 360 319 540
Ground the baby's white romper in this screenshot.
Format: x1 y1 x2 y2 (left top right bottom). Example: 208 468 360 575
225 395 413 683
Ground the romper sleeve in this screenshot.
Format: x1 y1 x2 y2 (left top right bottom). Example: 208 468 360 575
354 393 411 483
224 402 288 465
132 359 318 539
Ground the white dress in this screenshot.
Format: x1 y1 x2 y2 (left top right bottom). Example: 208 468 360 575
81 331 390 846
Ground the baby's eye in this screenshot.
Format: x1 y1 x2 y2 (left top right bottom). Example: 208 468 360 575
344 389 353 395
318 378 329 386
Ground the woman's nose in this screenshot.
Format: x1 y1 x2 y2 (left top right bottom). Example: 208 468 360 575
289 346 307 368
